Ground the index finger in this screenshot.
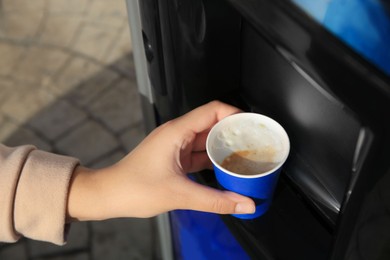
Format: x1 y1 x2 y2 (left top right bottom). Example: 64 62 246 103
174 101 242 134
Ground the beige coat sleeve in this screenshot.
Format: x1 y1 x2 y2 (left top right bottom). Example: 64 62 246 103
0 144 79 245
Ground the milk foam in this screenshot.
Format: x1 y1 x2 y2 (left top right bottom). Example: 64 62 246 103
216 120 285 163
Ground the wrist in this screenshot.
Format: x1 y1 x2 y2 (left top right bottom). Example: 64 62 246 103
66 165 113 222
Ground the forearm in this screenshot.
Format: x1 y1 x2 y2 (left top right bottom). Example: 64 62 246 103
66 155 171 222
66 160 149 222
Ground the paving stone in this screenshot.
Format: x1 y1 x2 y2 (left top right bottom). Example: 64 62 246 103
28 99 87 141
0 240 28 260
39 15 84 48
0 42 25 76
72 22 118 62
109 53 136 79
0 114 20 142
2 126 52 151
0 0 153 259
103 26 132 65
0 110 52 149
0 12 44 41
28 222 89 258
54 56 102 96
48 0 89 15
14 46 68 85
0 77 16 104
0 77 33 105
55 120 119 165
1 86 58 124
88 78 142 134
87 0 129 28
65 67 119 107
0 0 46 13
91 218 154 260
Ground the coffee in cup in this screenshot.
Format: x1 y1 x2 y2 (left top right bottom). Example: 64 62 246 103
206 112 290 219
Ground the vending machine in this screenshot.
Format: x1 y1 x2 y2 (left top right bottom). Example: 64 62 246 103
126 0 390 259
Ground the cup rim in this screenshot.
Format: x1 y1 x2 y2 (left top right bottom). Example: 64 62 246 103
206 112 290 179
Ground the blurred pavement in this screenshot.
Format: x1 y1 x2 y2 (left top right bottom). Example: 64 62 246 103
0 0 160 259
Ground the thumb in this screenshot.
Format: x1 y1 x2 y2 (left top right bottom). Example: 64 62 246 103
178 180 256 215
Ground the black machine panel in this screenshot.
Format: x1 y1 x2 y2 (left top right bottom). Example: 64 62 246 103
240 22 362 225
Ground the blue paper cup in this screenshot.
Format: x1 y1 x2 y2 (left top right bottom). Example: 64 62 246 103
206 113 290 219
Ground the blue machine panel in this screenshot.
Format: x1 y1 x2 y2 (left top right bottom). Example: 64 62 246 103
170 210 250 260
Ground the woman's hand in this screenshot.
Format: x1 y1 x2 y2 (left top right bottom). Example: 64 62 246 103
67 101 255 221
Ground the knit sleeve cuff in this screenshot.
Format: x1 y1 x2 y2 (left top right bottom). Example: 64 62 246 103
14 149 79 245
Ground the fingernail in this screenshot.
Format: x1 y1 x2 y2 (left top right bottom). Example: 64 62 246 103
235 202 256 214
